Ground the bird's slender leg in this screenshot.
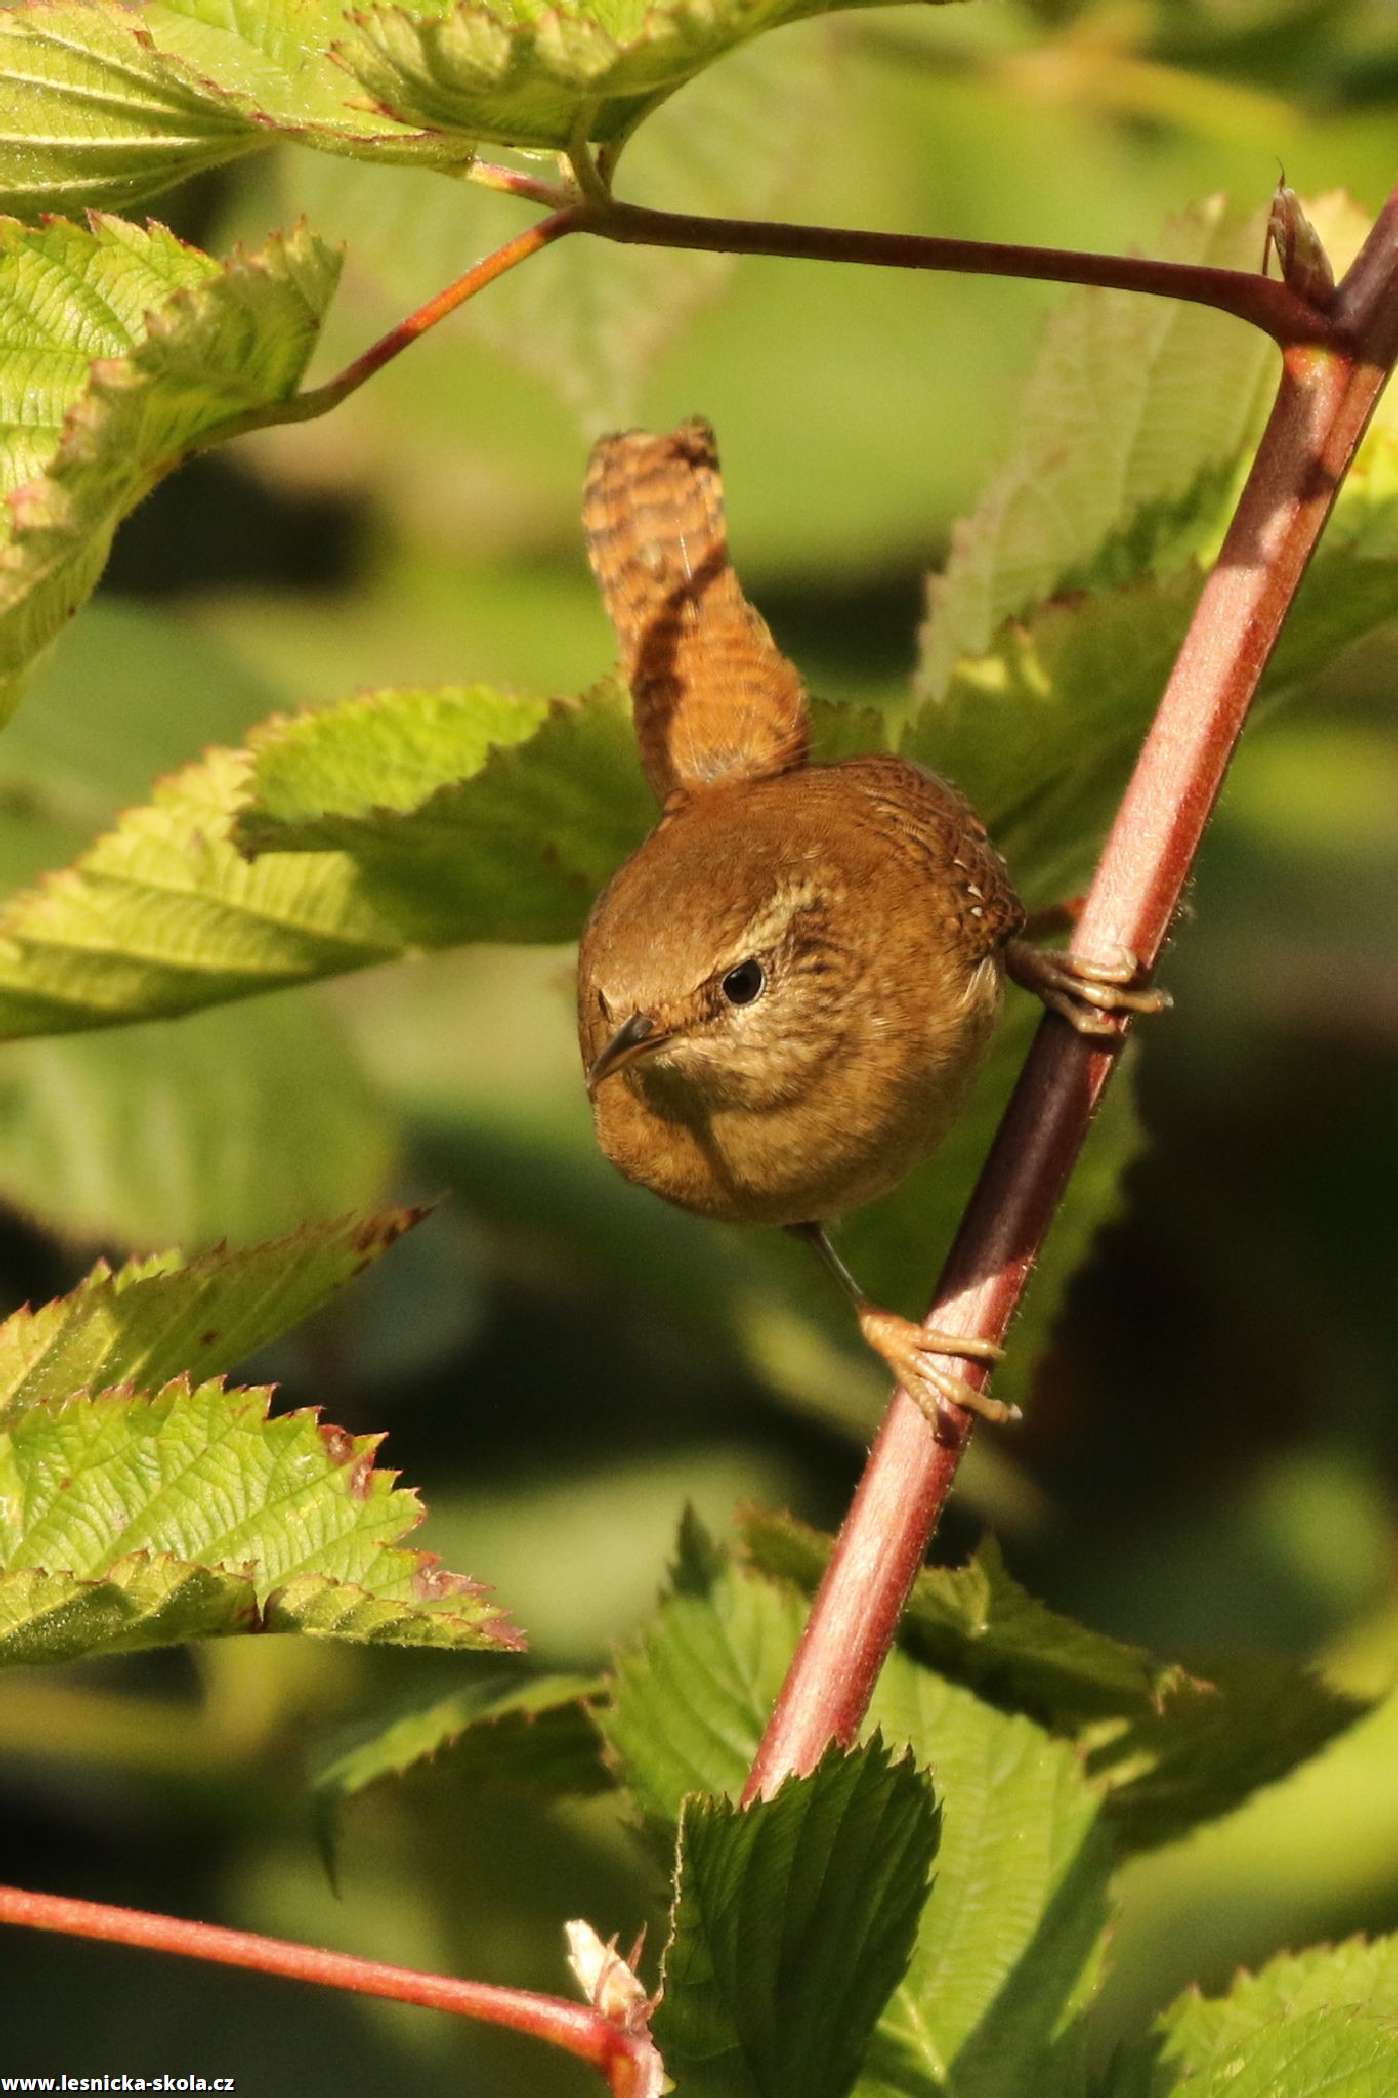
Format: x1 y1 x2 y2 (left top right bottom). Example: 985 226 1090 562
789 1222 1020 1438
1005 937 1172 1038
1019 896 1085 943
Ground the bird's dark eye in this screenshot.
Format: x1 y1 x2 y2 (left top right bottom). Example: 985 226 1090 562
722 959 765 1006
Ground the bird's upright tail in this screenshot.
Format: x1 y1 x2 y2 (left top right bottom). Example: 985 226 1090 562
582 417 809 803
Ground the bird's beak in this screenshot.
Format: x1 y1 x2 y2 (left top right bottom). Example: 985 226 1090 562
587 1011 670 1094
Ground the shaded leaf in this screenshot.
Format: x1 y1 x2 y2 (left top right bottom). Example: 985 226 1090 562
312 1671 609 1803
655 1738 939 2098
911 193 1398 907
917 196 1374 700
0 598 282 898
0 1551 258 1663
0 1375 522 1663
0 1205 427 1426
742 1513 1180 1727
294 20 840 425
0 214 340 721
738 1509 1368 1858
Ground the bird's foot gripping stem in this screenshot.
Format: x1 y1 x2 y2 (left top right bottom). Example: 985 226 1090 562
1005 938 1172 1039
855 1303 1018 1442
793 1221 1018 1441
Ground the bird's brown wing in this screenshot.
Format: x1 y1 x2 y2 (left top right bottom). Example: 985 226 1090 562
583 418 809 803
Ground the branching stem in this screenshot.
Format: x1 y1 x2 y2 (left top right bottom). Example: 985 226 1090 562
742 182 1398 1804
197 204 586 452
588 193 1331 345
198 168 1340 465
0 1884 658 2097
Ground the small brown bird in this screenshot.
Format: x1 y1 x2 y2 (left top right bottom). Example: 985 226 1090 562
577 419 1164 1433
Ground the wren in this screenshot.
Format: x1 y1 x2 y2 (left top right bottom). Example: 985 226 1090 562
577 419 1166 1434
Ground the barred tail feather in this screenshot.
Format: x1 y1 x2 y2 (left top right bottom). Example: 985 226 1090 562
583 417 809 801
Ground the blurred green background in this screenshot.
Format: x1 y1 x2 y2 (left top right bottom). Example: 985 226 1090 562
1 0 1396 2088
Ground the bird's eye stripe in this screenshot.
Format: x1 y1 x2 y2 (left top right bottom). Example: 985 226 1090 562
722 959 765 1005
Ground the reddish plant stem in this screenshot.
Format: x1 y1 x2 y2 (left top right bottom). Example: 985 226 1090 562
592 195 1328 346
206 188 1337 464
0 1884 656 2097
200 205 585 451
744 189 1398 1804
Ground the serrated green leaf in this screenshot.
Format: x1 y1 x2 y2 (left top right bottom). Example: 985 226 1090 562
0 1 468 219
907 573 1203 911
141 0 446 145
1122 1936 1398 2098
906 489 1398 917
600 1508 806 1822
860 1659 1112 2098
1162 2007 1398 2098
654 1738 939 2098
0 3 264 217
0 681 652 1038
0 990 396 1246
742 1515 1180 1727
312 1671 609 1802
0 1205 427 1427
602 1520 1113 2097
0 213 340 722
0 1375 522 1663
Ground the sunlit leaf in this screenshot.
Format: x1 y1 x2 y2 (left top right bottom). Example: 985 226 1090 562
1117 1935 1398 2098
0 214 339 722
0 1374 522 1664
601 1509 803 1823
0 0 468 219
1149 2007 1398 2098
333 0 955 154
0 1205 427 1426
0 2 265 217
0 682 650 1038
